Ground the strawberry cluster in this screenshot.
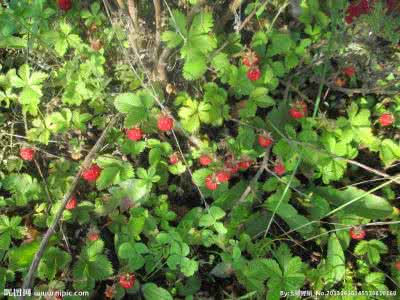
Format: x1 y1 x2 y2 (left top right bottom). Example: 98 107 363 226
242 50 261 81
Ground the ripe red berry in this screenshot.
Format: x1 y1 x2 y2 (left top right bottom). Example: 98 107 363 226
20 147 36 161
88 230 99 241
258 134 273 148
242 51 259 67
66 195 77 210
274 162 286 176
169 153 179 165
119 273 136 289
289 100 307 119
199 154 212 166
82 164 102 182
395 261 400 271
216 171 230 183
157 115 174 131
58 0 72 11
349 227 366 240
205 174 218 191
247 68 261 81
224 160 239 175
126 127 143 141
378 113 394 127
343 66 356 77
238 160 252 171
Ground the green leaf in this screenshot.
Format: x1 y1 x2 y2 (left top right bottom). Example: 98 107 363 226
354 240 388 265
326 233 345 283
9 241 40 270
143 283 173 300
38 247 71 280
114 90 154 127
379 139 400 167
268 33 293 55
182 54 207 80
249 88 275 108
312 186 393 219
96 156 134 190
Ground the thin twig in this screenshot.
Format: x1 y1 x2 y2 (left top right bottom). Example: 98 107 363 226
21 114 120 295
236 147 270 205
33 159 71 254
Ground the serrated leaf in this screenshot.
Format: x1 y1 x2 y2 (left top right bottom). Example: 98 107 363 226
143 283 173 300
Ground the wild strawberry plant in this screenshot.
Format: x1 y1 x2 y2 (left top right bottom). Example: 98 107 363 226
0 0 399 299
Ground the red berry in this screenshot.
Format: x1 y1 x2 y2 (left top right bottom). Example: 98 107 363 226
242 51 259 67
395 261 400 271
199 155 212 166
66 195 77 210
378 113 394 127
349 227 366 240
88 230 99 241
157 115 174 131
205 174 218 191
82 164 102 182
247 68 261 81
119 273 136 289
20 147 35 161
224 160 239 175
126 127 143 141
238 160 252 171
258 134 273 148
169 153 179 165
58 0 72 11
343 66 356 77
216 171 230 183
387 0 397 11
274 162 286 176
289 100 307 119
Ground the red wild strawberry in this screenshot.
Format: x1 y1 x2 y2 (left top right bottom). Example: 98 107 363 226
349 226 366 240
242 50 259 67
157 115 174 131
199 154 212 166
20 147 36 161
205 174 218 191
169 153 179 165
238 160 252 171
247 67 261 81
66 195 77 210
395 261 400 271
343 66 356 77
274 162 286 176
58 0 72 11
258 133 273 148
126 127 143 141
224 160 239 175
87 229 100 241
82 164 102 182
378 113 394 127
289 100 307 119
216 171 230 183
119 273 136 289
